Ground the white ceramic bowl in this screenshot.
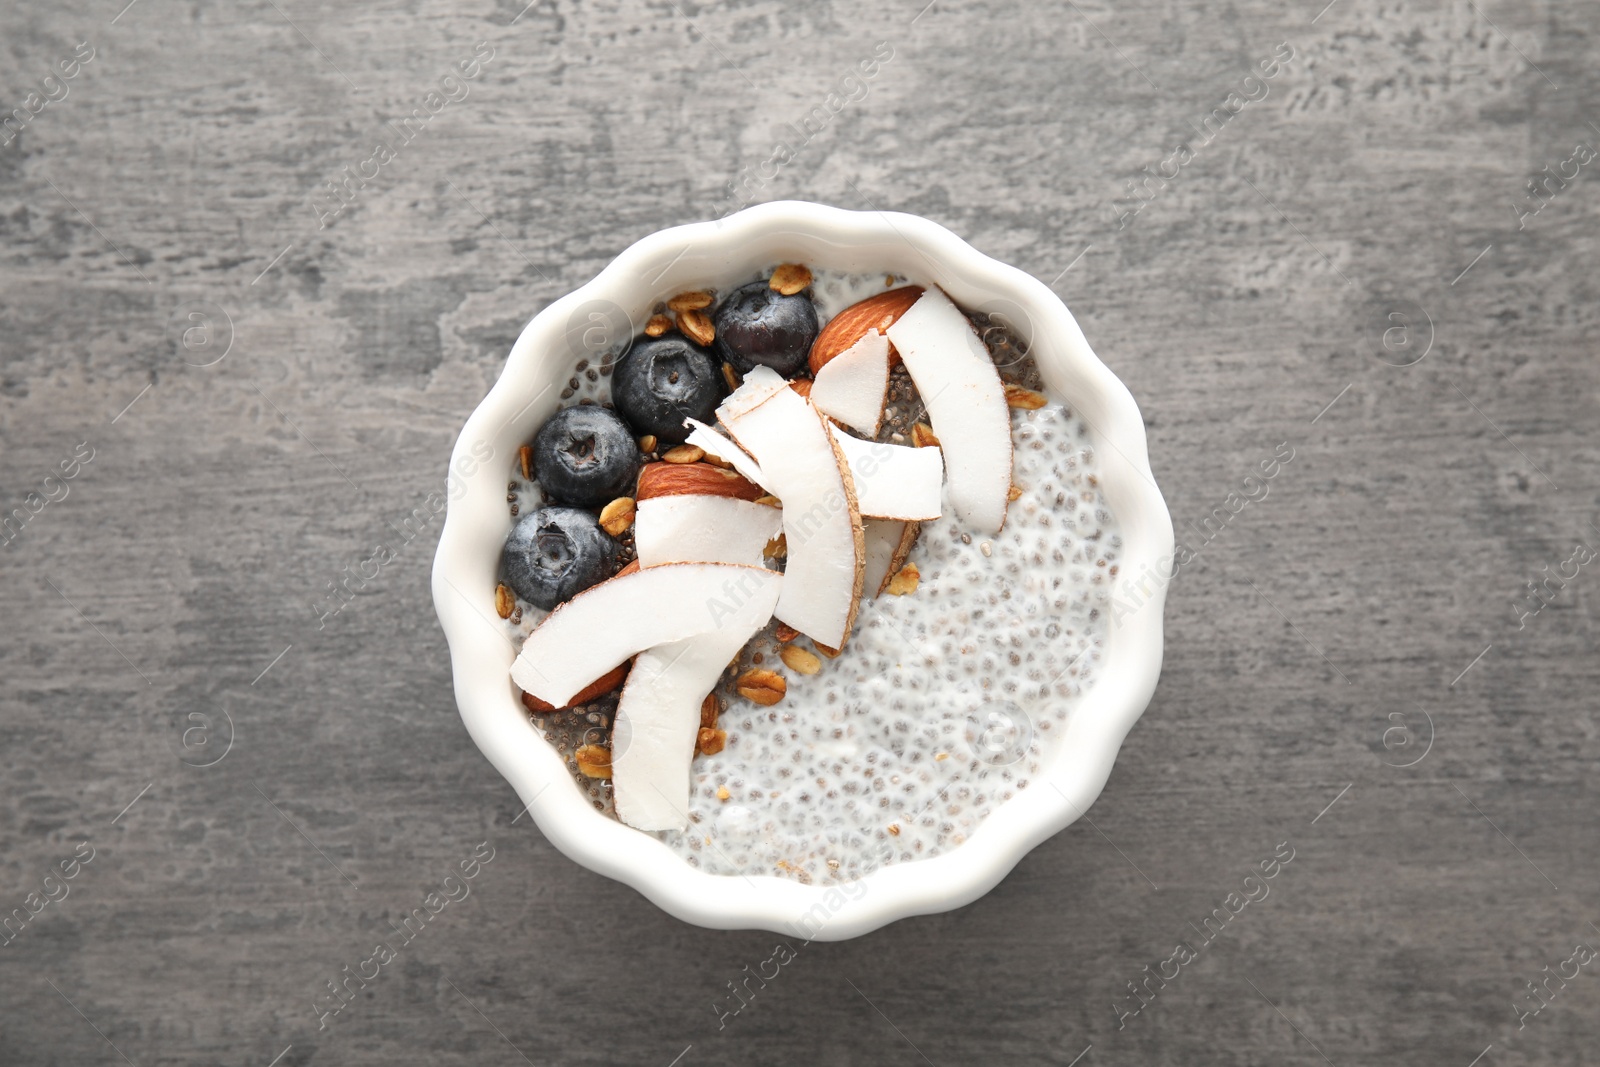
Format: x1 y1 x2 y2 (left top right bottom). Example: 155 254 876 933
432 200 1172 940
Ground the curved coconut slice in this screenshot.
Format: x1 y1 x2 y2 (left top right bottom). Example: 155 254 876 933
511 562 782 706
682 418 771 493
885 287 1012 534
863 519 920 597
720 387 864 649
635 495 782 569
828 424 943 522
611 623 756 832
809 329 890 435
717 364 789 421
862 519 903 599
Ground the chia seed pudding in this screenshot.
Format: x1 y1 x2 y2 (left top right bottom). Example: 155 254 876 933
498 267 1118 886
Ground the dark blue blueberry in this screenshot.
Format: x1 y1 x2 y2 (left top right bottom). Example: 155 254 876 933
712 280 819 377
530 405 640 508
611 336 724 445
499 506 620 610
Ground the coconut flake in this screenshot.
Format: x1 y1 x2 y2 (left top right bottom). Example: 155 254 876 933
828 424 943 522
809 329 889 436
611 622 757 832
717 364 789 421
862 519 905 598
510 562 782 706
884 287 1012 534
682 418 771 492
635 495 782 569
719 387 864 648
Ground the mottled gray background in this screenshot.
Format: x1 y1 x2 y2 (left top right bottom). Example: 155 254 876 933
2 0 1597 1064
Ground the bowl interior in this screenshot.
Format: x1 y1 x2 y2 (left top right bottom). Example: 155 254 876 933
432 201 1173 940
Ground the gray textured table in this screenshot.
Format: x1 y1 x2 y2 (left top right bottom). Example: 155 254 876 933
3 1 1597 1064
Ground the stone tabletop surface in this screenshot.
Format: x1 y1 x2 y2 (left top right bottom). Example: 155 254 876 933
2 1 1597 1064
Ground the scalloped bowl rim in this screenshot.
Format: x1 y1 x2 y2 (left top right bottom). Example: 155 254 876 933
432 201 1173 940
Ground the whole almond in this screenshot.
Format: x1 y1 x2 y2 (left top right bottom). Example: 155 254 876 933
808 286 924 375
769 263 812 296
661 444 706 464
599 496 635 536
636 461 764 502
575 744 612 778
644 314 673 338
736 668 786 706
677 307 715 346
780 645 822 675
667 290 714 311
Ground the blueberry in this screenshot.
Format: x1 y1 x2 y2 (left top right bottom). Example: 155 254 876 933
499 506 620 610
611 337 724 445
530 405 640 508
712 281 819 377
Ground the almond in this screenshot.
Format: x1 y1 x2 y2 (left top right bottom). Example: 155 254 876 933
661 444 705 464
495 583 515 619
667 290 714 312
788 378 813 399
616 559 641 577
521 661 629 712
769 263 812 296
911 423 941 449
885 562 920 596
575 744 612 778
779 645 822 675
700 692 720 729
517 444 534 480
808 286 924 375
644 314 673 338
1004 383 1048 410
774 623 800 643
635 461 764 502
598 496 635 536
736 668 786 706
696 727 727 755
677 307 715 346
